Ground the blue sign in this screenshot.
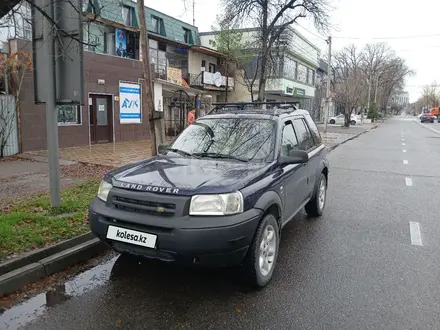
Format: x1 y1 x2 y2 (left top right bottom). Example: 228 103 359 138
115 29 127 57
119 82 141 123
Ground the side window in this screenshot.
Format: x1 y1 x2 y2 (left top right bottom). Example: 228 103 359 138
305 116 322 145
293 118 315 151
281 121 299 156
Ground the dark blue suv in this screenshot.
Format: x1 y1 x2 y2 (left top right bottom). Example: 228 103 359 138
89 103 329 288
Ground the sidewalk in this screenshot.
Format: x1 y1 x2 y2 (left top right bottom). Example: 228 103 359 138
318 123 378 150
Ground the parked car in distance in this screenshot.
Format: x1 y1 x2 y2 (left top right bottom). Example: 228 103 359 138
420 114 435 123
88 102 330 288
328 114 359 125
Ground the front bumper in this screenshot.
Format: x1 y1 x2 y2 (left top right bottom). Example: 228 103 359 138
89 197 262 268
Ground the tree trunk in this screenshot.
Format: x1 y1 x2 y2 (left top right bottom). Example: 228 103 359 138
137 0 157 156
257 3 269 102
225 62 229 102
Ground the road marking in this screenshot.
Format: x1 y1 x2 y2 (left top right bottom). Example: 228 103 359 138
403 160 408 164
405 177 412 186
409 222 423 246
403 150 407 152
402 143 406 146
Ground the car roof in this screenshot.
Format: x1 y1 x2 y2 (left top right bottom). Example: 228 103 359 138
204 102 310 121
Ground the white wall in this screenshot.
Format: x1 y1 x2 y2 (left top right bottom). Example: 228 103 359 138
188 50 218 74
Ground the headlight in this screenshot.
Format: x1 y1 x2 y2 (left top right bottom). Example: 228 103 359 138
97 180 112 202
189 192 244 216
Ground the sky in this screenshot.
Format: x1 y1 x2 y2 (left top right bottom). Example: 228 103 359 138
149 0 440 102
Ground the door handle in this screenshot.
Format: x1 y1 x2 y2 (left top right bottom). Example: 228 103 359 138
302 163 307 167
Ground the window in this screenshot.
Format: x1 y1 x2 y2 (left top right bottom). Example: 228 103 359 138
305 116 322 145
122 6 132 26
281 121 299 156
152 16 159 33
307 68 315 85
201 60 206 70
57 105 81 125
297 64 307 83
170 118 276 162
283 58 297 80
293 118 315 151
183 28 191 43
208 63 216 73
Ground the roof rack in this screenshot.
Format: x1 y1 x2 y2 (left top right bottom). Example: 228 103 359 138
208 102 298 116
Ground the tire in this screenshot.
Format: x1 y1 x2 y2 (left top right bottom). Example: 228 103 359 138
350 120 356 125
305 173 327 217
241 214 280 288
329 119 335 124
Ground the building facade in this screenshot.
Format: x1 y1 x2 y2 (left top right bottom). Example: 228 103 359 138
394 91 409 107
200 27 321 112
4 0 233 152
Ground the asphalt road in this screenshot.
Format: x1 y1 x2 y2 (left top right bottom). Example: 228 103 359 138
2 117 440 330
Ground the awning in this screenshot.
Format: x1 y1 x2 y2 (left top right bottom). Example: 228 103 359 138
156 79 204 97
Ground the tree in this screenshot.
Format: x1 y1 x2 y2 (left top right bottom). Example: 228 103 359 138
0 51 32 157
209 18 244 102
221 0 330 101
332 45 365 127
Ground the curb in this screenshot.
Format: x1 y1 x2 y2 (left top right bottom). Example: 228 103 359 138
413 119 440 135
0 233 108 296
327 124 378 152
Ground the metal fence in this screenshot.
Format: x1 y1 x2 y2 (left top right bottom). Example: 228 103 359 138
0 94 19 157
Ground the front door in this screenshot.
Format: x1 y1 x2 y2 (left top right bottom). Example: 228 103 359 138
280 119 309 221
90 95 113 144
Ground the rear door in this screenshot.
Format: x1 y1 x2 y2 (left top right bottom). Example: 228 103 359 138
280 119 309 220
293 116 323 199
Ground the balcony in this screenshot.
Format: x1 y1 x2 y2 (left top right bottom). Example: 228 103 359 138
188 71 234 91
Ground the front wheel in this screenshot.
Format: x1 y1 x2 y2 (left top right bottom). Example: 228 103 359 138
350 120 356 125
329 119 335 124
241 214 280 288
305 173 327 217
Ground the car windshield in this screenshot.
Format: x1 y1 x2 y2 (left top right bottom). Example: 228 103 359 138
168 118 276 162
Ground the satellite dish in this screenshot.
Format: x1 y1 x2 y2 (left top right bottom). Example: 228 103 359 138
213 72 222 87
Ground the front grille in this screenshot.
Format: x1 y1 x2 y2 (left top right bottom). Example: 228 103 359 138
113 196 176 216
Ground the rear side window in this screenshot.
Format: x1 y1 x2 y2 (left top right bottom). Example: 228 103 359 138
281 121 299 156
293 118 315 151
305 115 322 145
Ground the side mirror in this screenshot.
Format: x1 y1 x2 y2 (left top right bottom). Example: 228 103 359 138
157 144 168 154
279 150 308 165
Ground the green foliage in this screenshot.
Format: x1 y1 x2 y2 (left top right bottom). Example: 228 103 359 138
367 103 379 121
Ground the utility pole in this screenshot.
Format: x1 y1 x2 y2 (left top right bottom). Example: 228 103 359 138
323 36 332 133
374 74 379 104
192 0 195 26
43 0 61 207
137 0 158 155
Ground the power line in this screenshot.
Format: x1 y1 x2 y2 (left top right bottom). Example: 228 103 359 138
333 33 440 40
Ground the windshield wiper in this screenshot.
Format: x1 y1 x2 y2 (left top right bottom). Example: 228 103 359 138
165 148 194 157
193 152 249 162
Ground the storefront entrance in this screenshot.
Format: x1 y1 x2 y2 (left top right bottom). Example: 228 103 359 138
89 94 113 144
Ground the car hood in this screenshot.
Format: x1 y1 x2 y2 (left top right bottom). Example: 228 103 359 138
108 155 273 195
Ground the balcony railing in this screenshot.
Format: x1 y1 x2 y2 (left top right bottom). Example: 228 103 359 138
188 72 234 90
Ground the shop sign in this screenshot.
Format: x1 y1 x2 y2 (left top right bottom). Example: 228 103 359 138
167 67 183 85
293 88 306 97
119 81 141 124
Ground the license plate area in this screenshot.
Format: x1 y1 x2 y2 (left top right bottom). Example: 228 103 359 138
106 225 157 249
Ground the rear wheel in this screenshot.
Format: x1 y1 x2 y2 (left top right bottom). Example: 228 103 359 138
241 214 280 288
350 120 356 125
305 173 327 217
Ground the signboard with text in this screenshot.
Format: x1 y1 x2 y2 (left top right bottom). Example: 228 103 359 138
119 81 141 124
